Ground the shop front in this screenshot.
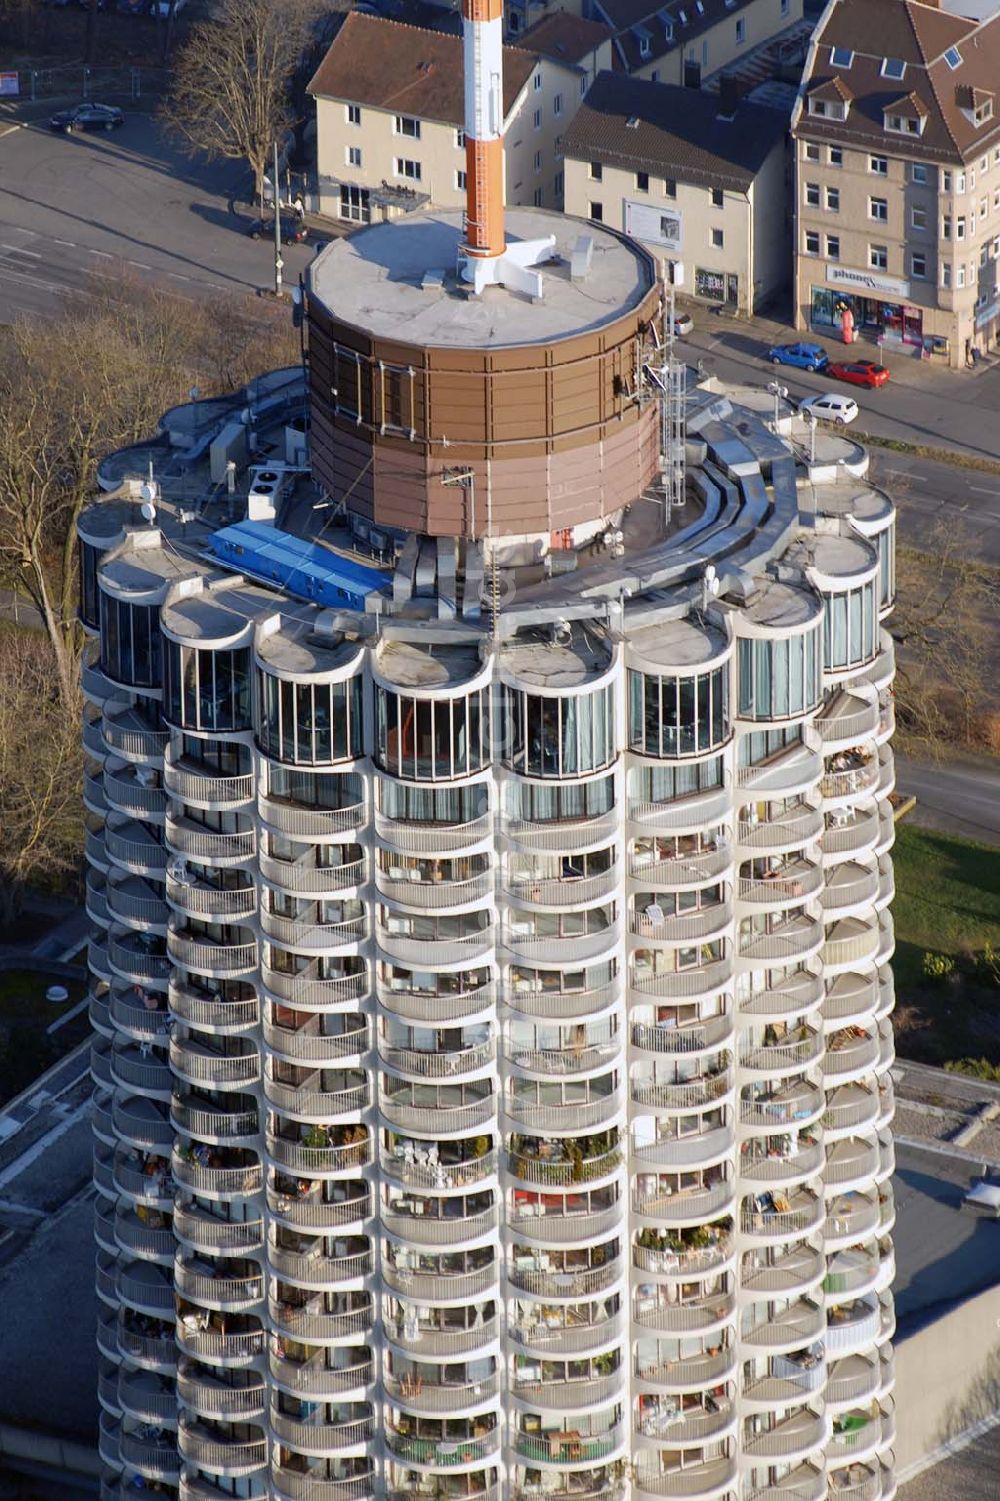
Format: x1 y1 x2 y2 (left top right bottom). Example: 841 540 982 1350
810 265 923 348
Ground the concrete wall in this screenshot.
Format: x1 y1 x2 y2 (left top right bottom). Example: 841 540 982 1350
895 1281 1000 1476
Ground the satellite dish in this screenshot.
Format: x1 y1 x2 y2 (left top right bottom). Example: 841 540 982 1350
140 479 159 504
141 500 157 524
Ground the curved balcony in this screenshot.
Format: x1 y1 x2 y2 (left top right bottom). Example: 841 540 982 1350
378 869 494 911
112 1096 173 1151
739 1195 824 1242
110 1043 172 1098
167 873 257 922
382 1203 498 1246
739 971 825 1023
86 874 111 929
505 1091 620 1133
384 1369 500 1415
629 1073 733 1114
106 878 168 932
174 1258 265 1312
115 1318 177 1374
108 935 171 989
738 803 824 853
823 972 878 1027
629 1014 732 1058
380 1039 496 1080
738 1029 823 1076
173 1321 265 1367
177 1366 267 1421
505 867 622 915
171 1149 262 1200
112 1153 173 1208
270 1410 375 1455
261 910 367 954
260 796 366 839
379 980 495 1025
825 1300 883 1357
631 1181 734 1226
739 1140 824 1187
267 1185 370 1233
267 1244 373 1288
104 766 168 822
270 1306 374 1350
632 1292 734 1336
163 752 254 809
824 1085 881 1137
381 1090 495 1136
742 1298 826 1352
384 1426 498 1468
503 921 621 967
512 1426 626 1467
505 1144 621 1188
507 1203 620 1245
169 982 259 1033
177 1420 268 1477
263 965 369 1011
376 926 494 968
261 852 366 896
102 710 168 764
105 820 169 877
630 904 731 946
509 1309 623 1355
504 811 620 855
738 917 823 967
825 1196 881 1248
264 1075 370 1123
266 1134 373 1178
383 1261 498 1304
117 1369 179 1426
507 979 621 1021
170 1036 261 1091
631 1125 734 1171
628 843 731 892
813 695 879 748
375 811 492 855
630 1236 734 1282
118 1426 182 1482
384 1144 498 1192
507 1259 624 1301
820 753 879 802
821 809 880 862
633 1348 735 1393
171 1095 259 1145
738 863 823 908
743 1408 828 1463
820 863 880 918
116 1258 175 1310
388 1313 500 1359
629 960 733 1003
822 1030 880 1084
266 1019 369 1065
174 1203 265 1256
511 1371 620 1413
165 813 255 866
271 1465 375 1501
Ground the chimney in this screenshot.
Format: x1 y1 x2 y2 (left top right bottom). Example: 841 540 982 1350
718 72 740 119
460 0 507 265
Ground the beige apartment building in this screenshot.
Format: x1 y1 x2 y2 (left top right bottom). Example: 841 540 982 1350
563 72 789 311
579 0 802 85
792 0 1000 367
307 10 612 225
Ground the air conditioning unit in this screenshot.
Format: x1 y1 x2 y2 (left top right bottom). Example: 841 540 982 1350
246 464 288 524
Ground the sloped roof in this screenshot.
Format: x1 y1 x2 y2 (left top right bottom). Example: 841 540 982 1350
308 13 538 126
590 0 760 74
518 10 614 66
561 71 786 191
795 0 1000 162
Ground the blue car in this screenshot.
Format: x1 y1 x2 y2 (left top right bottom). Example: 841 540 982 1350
768 342 829 373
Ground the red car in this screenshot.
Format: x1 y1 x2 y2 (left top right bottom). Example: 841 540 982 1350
827 359 891 389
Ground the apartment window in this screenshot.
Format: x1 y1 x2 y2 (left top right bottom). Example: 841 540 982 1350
831 45 853 67
639 34 651 57
781 0 789 13
651 69 660 82
805 229 820 255
455 169 467 191
533 187 543 207
553 93 563 117
957 217 966 239
346 145 361 168
881 58 906 80
870 155 888 175
664 178 677 198
885 113 921 136
981 197 989 217
805 181 820 207
995 190 1000 210
829 146 843 167
981 242 990 266
533 71 542 91
982 156 989 172
869 244 888 270
395 158 421 180
911 206 926 231
580 75 587 96
711 227 724 248
943 171 952 191
711 187 724 207
534 150 542 172
911 251 927 278
554 171 564 197
994 235 1000 257
912 163 927 184
736 17 746 43
590 201 603 222
589 161 603 181
826 234 840 259
394 115 420 139
533 108 542 130
942 216 952 239
636 171 649 192
957 172 966 193
970 169 976 189
455 129 465 149
346 104 361 126
826 186 840 211
803 142 820 162
942 261 952 287
869 197 888 222
957 264 966 287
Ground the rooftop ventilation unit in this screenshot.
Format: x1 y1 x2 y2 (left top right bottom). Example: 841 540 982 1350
246 464 287 524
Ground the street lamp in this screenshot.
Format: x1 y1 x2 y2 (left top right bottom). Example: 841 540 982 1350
766 379 788 431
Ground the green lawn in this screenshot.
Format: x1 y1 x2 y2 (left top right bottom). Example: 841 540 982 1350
891 822 1000 1066
0 969 86 1026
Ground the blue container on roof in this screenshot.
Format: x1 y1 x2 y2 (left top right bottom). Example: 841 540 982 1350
209 520 385 612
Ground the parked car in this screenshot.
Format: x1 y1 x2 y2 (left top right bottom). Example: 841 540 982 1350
767 341 829 372
247 214 308 245
49 102 124 133
799 392 859 426
673 313 694 337
827 359 890 389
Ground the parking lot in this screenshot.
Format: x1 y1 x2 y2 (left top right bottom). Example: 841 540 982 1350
0 105 316 320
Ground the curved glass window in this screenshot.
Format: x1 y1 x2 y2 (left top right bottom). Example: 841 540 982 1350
99 593 161 688
506 773 615 824
79 541 102 629
268 767 363 809
375 687 487 780
379 781 485 825
820 581 878 671
257 671 363 764
737 630 822 720
628 667 729 757
875 524 895 611
503 685 614 777
632 757 723 809
164 641 251 731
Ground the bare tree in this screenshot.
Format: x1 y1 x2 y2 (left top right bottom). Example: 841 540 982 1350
160 0 322 201
0 630 82 927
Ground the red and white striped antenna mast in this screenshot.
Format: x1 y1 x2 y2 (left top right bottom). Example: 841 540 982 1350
457 0 556 297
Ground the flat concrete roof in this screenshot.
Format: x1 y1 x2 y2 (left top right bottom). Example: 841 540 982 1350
501 623 612 687
743 579 821 631
376 638 484 689
307 208 654 349
628 615 728 669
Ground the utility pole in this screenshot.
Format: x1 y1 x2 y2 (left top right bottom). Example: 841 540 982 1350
273 140 284 299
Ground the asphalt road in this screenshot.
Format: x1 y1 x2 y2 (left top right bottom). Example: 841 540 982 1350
682 317 1000 465
894 754 1000 847
0 107 315 320
866 448 1000 566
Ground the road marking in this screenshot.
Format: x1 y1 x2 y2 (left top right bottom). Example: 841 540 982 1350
53 237 75 247
1 243 41 259
89 249 113 259
127 259 152 270
169 271 191 282
968 485 1000 496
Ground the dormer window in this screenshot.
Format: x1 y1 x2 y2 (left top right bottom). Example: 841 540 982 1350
944 46 962 70
830 46 854 68
678 8 687 24
881 58 906 81
809 97 847 121
885 112 924 136
640 34 651 56
975 98 994 126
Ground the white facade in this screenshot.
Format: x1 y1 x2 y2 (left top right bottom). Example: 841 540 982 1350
84 381 897 1501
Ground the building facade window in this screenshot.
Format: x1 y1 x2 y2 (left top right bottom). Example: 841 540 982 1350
829 147 843 166
736 17 746 42
711 228 724 248
257 673 364 765
627 668 730 757
346 104 361 126
590 202 603 222
710 188 724 207
395 158 421 181
456 170 467 191
911 251 927 278
826 234 840 259
805 230 820 255
503 685 615 777
869 156 887 175
803 142 819 162
589 161 603 180
394 115 420 138
99 596 162 688
820 583 878 671
346 146 361 168
912 163 927 183
869 244 888 270
164 643 251 732
636 171 649 192
869 197 888 221
375 687 488 781
805 181 820 207
736 633 822 720
911 206 926 231
826 186 839 211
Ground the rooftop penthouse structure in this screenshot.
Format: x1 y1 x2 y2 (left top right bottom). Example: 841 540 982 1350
83 7 897 1501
